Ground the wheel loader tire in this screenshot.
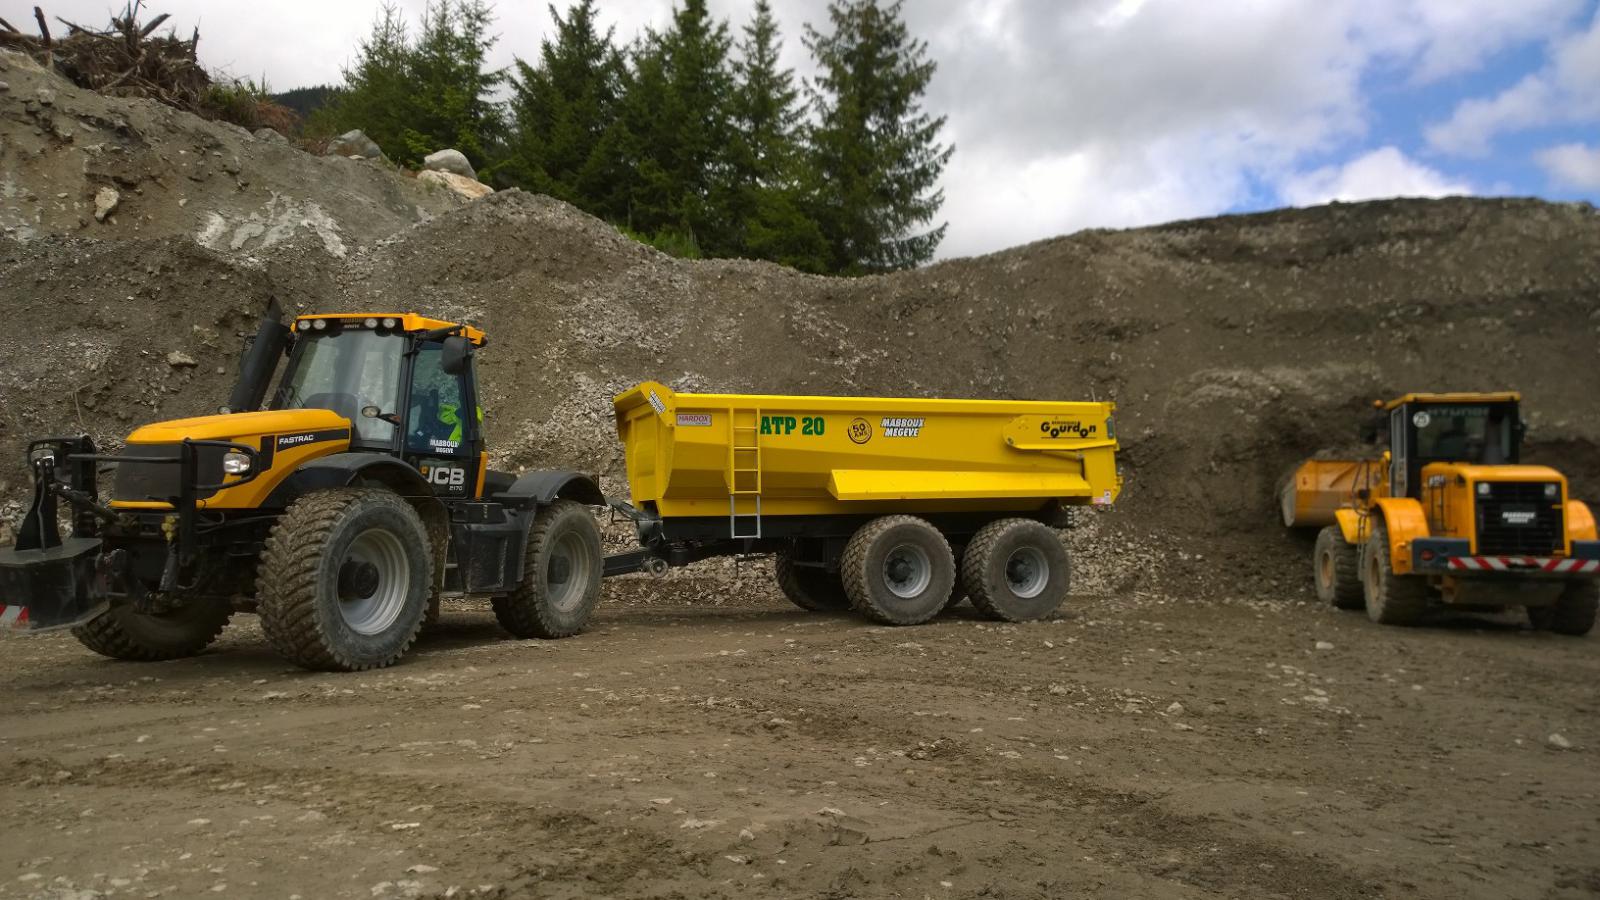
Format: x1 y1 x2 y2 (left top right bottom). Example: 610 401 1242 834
963 518 1071 622
72 597 233 662
1313 526 1363 610
1361 524 1428 626
492 500 603 639
841 515 956 626
257 488 432 671
774 548 851 612
1528 580 1598 636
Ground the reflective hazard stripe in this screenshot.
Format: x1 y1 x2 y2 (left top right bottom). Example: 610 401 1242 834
1447 557 1599 573
0 605 28 630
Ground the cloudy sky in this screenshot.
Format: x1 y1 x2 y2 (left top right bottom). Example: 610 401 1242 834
35 0 1600 258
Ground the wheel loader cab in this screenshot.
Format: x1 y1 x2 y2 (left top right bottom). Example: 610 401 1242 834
1385 392 1523 499
276 314 489 499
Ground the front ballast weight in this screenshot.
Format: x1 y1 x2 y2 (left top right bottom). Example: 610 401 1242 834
0 435 262 632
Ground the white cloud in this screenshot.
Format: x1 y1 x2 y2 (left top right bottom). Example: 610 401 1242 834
1426 8 1600 156
1278 147 1471 206
1536 143 1600 190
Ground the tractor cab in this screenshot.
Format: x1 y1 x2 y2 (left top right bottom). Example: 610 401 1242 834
268 313 491 499
1381 392 1524 500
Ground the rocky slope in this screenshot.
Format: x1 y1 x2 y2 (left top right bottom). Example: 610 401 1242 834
4 49 1599 595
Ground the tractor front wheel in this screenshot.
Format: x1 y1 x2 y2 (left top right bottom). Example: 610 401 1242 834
257 488 433 671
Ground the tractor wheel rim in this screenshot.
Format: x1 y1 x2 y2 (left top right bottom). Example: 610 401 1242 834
883 543 933 599
337 528 410 635
547 530 593 612
1005 546 1050 599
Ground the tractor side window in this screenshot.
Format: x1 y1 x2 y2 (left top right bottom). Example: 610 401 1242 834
407 344 470 457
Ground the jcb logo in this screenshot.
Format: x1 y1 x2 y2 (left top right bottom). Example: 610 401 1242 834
421 466 466 487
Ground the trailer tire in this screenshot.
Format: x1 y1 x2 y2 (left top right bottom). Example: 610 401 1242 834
842 516 956 626
1528 580 1598 636
774 549 851 612
72 597 233 662
963 519 1071 622
1313 526 1363 610
257 488 432 671
492 501 603 639
1362 524 1427 626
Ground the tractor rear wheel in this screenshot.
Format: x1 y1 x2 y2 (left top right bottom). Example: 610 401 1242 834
774 548 851 612
1313 526 1363 610
842 515 956 626
72 596 233 662
492 501 603 639
257 488 433 671
1528 580 1598 636
1362 524 1428 626
963 518 1071 622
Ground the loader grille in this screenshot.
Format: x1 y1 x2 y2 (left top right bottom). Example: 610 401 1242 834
111 443 227 503
1474 482 1563 556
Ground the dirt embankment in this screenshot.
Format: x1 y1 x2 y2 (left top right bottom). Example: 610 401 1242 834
4 49 1600 587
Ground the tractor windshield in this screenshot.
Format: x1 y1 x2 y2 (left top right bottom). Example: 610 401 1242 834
1412 404 1515 464
276 330 404 445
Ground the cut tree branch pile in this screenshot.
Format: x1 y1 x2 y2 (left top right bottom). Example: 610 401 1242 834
0 2 210 111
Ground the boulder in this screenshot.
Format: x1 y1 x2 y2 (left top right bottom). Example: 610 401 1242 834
93 186 119 222
422 148 476 179
253 127 288 144
327 129 384 160
418 169 493 201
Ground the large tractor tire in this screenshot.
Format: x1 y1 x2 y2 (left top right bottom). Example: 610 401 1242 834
963 518 1071 622
1313 526 1364 610
257 488 433 671
1361 524 1428 626
774 548 851 612
841 515 956 626
72 597 233 662
492 501 603 639
1528 580 1599 636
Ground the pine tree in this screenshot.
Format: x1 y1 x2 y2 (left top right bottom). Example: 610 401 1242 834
616 0 736 256
803 0 953 273
501 1 625 203
728 0 828 271
313 1 502 169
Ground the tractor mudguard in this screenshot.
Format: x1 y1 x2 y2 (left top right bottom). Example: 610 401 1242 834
263 452 440 507
1372 497 1430 575
1333 508 1365 545
495 470 605 507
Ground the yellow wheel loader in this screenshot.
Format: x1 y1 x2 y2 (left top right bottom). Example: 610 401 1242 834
1282 393 1599 633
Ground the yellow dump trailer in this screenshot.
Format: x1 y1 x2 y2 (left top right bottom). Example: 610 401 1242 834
610 382 1122 626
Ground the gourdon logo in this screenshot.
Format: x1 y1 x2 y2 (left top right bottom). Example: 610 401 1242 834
881 417 924 438
1039 420 1097 439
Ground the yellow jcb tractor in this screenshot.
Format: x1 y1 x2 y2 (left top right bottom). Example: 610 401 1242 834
1281 393 1598 634
0 303 608 670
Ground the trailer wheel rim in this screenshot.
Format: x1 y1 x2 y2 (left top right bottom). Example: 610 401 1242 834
1318 549 1333 589
336 528 411 636
547 530 594 612
1005 546 1050 599
883 543 933 599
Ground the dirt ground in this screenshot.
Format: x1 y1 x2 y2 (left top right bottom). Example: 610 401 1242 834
3 568 1596 900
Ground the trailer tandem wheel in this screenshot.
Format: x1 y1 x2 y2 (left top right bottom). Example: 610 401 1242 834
774 548 852 612
963 518 1071 622
841 516 956 626
1313 526 1363 610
